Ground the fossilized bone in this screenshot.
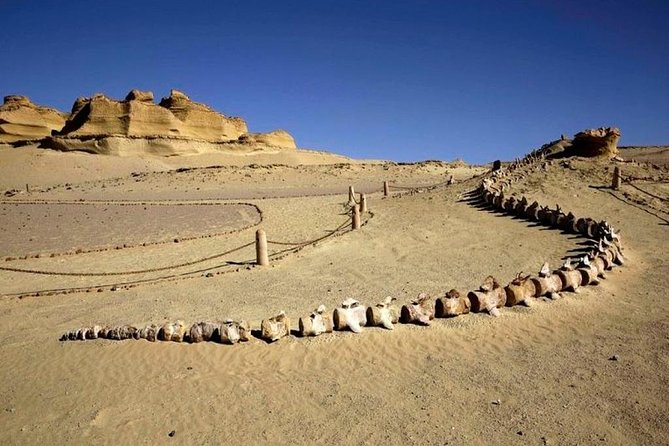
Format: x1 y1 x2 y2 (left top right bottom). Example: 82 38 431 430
158 321 187 342
484 190 495 205
531 263 562 300
333 298 367 333
563 212 578 233
366 296 399 329
298 305 334 337
548 205 566 227
576 218 597 238
60 319 251 344
468 276 507 316
601 236 625 265
492 192 504 209
588 249 609 279
435 289 470 317
189 321 218 343
525 201 541 220
577 256 601 286
220 320 252 344
555 258 581 293
514 196 529 215
538 205 556 226
400 293 435 325
260 311 291 342
503 196 517 213
504 272 535 306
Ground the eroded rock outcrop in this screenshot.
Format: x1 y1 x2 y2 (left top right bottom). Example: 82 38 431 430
570 127 621 158
238 129 297 149
55 89 248 141
0 96 68 143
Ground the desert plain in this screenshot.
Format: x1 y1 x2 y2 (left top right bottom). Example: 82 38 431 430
0 131 668 444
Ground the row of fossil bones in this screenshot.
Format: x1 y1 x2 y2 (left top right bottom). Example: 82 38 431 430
60 148 625 344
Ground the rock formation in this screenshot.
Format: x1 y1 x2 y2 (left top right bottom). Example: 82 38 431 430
238 129 297 149
55 89 248 141
569 127 621 158
0 95 68 143
39 89 299 156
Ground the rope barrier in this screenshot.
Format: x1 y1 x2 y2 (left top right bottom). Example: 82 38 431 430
1 213 372 299
622 177 669 203
387 178 451 191
267 217 352 248
0 242 255 276
1 201 263 261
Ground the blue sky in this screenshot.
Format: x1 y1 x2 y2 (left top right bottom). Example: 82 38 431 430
1 0 667 163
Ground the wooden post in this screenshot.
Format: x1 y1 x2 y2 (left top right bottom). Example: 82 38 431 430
26 183 30 193
255 229 269 266
359 193 367 213
383 181 389 197
352 204 361 230
612 167 621 190
348 185 355 204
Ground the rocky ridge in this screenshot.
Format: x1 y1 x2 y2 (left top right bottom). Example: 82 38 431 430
1 89 297 155
0 96 68 142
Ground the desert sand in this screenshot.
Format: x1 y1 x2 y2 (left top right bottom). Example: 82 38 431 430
0 142 668 446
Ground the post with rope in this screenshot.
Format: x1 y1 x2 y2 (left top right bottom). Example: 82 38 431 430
256 229 269 266
352 204 361 230
360 193 367 213
348 185 356 204
612 166 621 190
383 181 389 197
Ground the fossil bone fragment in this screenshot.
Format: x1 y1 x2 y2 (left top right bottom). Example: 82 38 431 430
576 218 597 238
503 197 517 213
515 196 529 214
504 273 536 306
435 289 470 317
260 311 291 342
468 276 507 316
366 297 399 329
555 258 582 293
531 263 563 299
525 201 541 221
492 193 504 209
299 305 334 336
333 298 367 333
139 324 159 342
483 190 495 204
219 319 251 344
563 212 578 233
603 239 625 266
189 321 219 343
400 293 435 325
159 320 187 342
577 256 600 286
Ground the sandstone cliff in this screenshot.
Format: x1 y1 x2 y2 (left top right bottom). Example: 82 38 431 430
0 96 68 143
56 89 248 142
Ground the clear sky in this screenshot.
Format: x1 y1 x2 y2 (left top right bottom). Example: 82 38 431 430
1 0 667 163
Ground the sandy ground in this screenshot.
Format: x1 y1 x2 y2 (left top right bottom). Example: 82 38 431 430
0 145 667 445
